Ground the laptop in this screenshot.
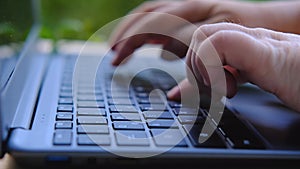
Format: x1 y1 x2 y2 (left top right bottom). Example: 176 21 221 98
1 0 300 167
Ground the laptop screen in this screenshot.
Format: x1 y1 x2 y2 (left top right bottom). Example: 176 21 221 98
0 0 34 90
0 0 37 156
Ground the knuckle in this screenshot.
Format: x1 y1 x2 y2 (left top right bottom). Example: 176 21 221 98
196 25 210 35
192 25 210 41
210 30 228 45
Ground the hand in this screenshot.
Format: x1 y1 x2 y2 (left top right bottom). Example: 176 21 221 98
110 0 300 65
109 0 271 65
168 23 300 112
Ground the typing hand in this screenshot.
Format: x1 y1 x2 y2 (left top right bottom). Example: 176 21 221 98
168 23 300 112
109 0 267 66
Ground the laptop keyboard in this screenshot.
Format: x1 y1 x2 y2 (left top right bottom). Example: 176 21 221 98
53 55 265 149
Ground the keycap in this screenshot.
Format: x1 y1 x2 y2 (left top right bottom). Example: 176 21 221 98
61 82 72 88
134 86 153 92
106 88 129 93
136 93 149 98
61 89 72 94
143 111 173 119
115 130 149 146
77 125 109 134
107 92 131 98
168 101 182 108
140 104 167 111
111 113 141 121
60 92 73 98
77 116 107 124
58 98 73 104
151 129 187 147
77 108 106 116
77 86 102 91
77 134 110 146
77 95 104 101
177 115 205 124
77 101 105 108
173 108 198 116
61 86 73 92
183 124 226 148
147 120 178 129
56 113 73 121
55 121 73 129
137 98 162 104
57 105 73 112
77 89 102 95
108 98 133 105
113 121 144 130
53 130 72 145
109 105 139 113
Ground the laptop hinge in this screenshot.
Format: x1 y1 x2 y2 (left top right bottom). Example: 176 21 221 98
10 54 48 129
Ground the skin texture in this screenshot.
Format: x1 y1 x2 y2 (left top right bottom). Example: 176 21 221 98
109 0 300 112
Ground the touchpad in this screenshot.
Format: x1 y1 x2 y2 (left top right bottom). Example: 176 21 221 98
228 84 300 149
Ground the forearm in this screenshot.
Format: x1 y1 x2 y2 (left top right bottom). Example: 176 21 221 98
257 0 300 34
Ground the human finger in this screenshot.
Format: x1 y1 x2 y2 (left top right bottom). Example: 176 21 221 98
109 1 173 49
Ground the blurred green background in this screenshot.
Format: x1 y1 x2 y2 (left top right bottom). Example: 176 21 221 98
40 0 146 41
40 0 268 41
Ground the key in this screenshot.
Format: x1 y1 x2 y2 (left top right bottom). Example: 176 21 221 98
137 98 163 104
77 134 110 146
151 129 187 147
77 125 109 134
53 130 72 145
77 108 106 116
111 113 141 121
115 130 149 146
77 116 107 124
177 115 205 124
108 98 133 105
60 92 73 98
147 120 178 129
57 105 73 112
77 86 102 91
107 92 131 98
55 121 73 129
109 105 139 113
183 124 226 148
134 86 153 92
77 89 102 95
60 86 73 93
113 121 144 130
56 113 73 121
58 98 73 105
136 93 149 98
173 108 198 116
140 104 167 111
168 101 182 108
77 95 104 101
143 111 173 119
77 101 105 108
